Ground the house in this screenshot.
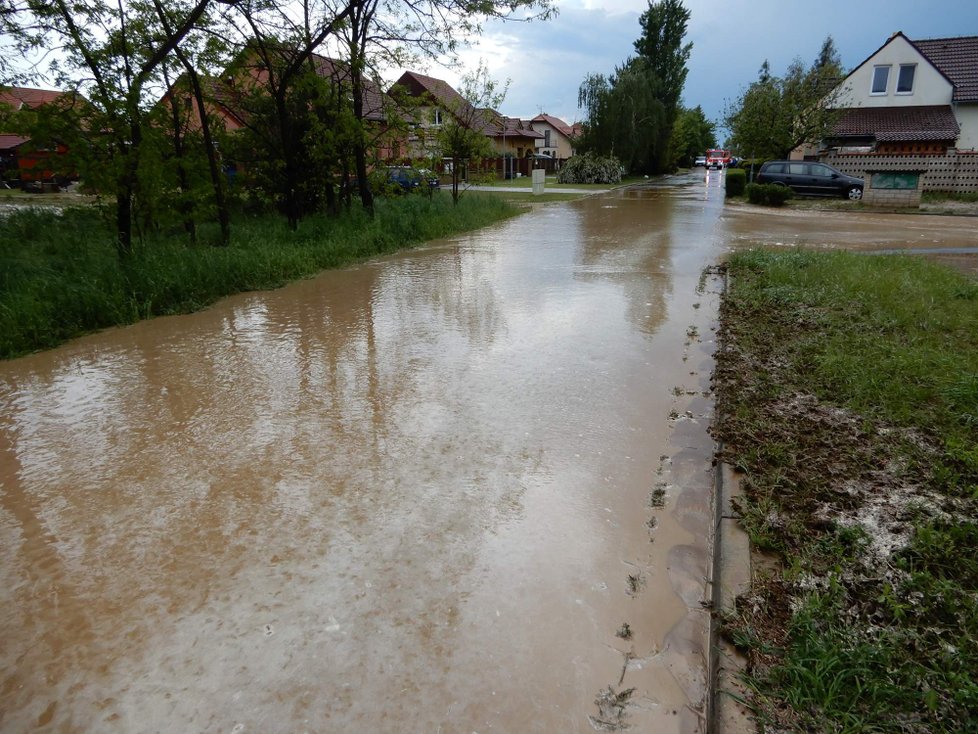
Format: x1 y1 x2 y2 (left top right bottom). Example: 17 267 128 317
827 32 978 153
529 114 577 159
388 71 472 159
0 86 82 186
485 114 543 159
162 52 387 136
389 71 544 160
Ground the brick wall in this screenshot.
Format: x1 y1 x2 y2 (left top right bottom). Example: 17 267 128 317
863 188 922 207
821 151 978 192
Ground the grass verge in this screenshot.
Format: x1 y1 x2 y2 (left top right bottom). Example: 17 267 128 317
1 192 519 359
713 249 978 733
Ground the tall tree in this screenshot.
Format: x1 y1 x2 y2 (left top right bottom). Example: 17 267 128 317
576 0 692 174
10 0 216 257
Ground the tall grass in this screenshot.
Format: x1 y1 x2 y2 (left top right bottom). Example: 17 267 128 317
0 193 518 359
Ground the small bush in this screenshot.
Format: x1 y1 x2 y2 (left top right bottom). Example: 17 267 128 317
746 182 794 207
725 169 747 198
557 153 623 184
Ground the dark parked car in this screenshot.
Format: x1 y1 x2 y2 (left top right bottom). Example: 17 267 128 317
383 166 439 192
755 160 864 200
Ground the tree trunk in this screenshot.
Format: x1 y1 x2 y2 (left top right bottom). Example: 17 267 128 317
181 54 230 246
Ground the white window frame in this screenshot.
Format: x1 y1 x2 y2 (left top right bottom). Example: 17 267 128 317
432 108 442 125
896 64 916 95
871 65 891 95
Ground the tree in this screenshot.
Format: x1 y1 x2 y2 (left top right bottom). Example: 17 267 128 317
577 59 666 174
725 36 846 160
575 0 692 174
667 105 715 168
437 62 505 205
7 0 217 257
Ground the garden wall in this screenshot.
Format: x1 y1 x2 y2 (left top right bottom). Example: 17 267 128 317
821 151 978 192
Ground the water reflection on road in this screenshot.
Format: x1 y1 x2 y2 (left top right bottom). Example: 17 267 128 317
6 170 971 732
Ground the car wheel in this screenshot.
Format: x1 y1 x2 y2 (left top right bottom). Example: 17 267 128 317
847 186 863 201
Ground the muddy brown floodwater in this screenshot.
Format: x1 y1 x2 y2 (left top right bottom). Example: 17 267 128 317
2 171 975 734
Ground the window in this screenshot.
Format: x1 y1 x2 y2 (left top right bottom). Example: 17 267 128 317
810 164 833 177
871 65 890 94
544 129 551 147
765 163 785 174
788 162 808 175
897 64 916 94
432 108 442 125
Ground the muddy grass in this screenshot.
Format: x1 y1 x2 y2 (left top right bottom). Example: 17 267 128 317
712 249 978 732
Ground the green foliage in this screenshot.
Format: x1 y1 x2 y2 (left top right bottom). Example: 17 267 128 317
556 153 623 184
745 182 793 206
725 168 746 197
437 62 506 205
725 36 845 159
0 196 519 359
668 105 716 168
576 0 692 174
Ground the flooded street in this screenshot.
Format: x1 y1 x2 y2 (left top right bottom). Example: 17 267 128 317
2 172 975 733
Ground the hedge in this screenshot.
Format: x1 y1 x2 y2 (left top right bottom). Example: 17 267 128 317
745 182 794 207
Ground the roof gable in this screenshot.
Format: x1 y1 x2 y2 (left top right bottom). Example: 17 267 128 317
530 113 573 137
391 71 466 110
833 32 954 101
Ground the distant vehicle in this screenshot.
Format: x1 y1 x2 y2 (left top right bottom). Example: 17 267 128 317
706 149 731 169
382 166 439 192
755 160 864 200
694 155 707 167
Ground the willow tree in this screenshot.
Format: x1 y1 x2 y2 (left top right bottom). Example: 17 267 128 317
576 0 692 174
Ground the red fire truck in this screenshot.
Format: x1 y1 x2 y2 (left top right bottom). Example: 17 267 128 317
706 149 731 170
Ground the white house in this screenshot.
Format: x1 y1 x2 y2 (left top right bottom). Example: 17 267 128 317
529 114 577 160
828 32 978 153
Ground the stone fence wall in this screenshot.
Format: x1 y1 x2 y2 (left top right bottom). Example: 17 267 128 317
821 151 978 192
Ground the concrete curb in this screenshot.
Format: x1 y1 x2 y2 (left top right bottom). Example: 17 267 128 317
709 462 755 734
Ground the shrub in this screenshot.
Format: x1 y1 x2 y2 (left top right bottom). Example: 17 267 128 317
746 182 794 207
725 168 747 198
557 153 623 184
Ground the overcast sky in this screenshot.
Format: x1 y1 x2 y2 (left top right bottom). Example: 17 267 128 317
416 0 978 138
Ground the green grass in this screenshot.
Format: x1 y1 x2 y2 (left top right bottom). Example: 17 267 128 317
0 193 520 359
714 249 978 733
922 190 978 204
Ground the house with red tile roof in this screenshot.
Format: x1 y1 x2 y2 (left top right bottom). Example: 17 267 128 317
0 86 82 186
529 114 577 159
827 32 978 153
389 71 544 160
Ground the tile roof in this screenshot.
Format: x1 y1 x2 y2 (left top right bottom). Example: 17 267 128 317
392 71 467 110
484 115 543 140
309 55 386 121
832 105 960 141
0 134 30 150
530 113 573 136
0 87 66 110
912 36 978 102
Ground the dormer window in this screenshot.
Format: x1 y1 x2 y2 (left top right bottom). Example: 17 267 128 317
871 65 890 95
896 64 916 94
